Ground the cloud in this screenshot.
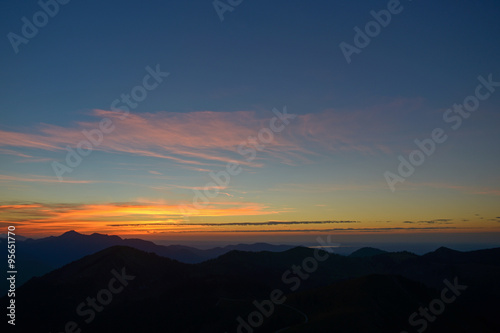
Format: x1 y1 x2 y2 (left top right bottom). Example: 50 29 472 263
0 129 63 151
0 174 96 184
404 182 500 196
269 182 385 193
154 226 458 234
0 201 280 236
16 158 54 163
0 100 422 170
107 220 360 227
0 202 468 237
0 110 297 167
0 148 33 158
153 183 228 191
403 219 453 224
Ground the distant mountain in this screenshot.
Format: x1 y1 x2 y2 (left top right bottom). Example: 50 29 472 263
0 231 294 290
349 246 388 257
0 233 29 241
203 242 295 258
6 245 500 332
19 230 294 266
0 244 54 291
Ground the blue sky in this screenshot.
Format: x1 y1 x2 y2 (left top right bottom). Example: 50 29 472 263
0 0 499 245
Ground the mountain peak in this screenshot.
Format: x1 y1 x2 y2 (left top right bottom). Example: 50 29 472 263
60 230 83 238
349 247 388 258
434 246 461 254
422 246 462 261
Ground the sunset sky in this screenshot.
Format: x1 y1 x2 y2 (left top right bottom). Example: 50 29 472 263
1 0 499 246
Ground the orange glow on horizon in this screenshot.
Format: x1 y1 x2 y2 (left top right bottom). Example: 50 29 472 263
1 200 498 239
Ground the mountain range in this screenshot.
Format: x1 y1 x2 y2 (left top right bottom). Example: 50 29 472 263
2 234 499 332
0 230 294 289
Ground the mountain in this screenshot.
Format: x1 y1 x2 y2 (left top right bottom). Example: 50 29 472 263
0 245 54 291
0 233 29 241
4 245 500 332
348 246 388 257
203 242 295 258
17 230 294 266
14 230 206 267
0 231 294 290
283 274 439 332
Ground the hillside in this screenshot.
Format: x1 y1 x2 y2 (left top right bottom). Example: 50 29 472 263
4 245 500 332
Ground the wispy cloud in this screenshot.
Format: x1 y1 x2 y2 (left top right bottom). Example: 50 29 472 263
0 129 63 151
107 220 360 227
404 182 500 196
269 182 385 193
152 183 228 191
154 226 458 234
0 174 97 184
403 219 453 224
0 148 33 158
0 201 280 236
0 100 422 170
15 158 54 163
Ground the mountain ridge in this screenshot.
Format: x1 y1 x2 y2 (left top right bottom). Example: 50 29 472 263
5 244 500 332
0 230 295 290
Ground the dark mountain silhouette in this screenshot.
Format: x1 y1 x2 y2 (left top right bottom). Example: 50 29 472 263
0 245 53 291
348 246 388 257
15 230 208 267
203 242 295 258
0 233 29 241
0 231 294 290
4 244 500 332
20 230 294 265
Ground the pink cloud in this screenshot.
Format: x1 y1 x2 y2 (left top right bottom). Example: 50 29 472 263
0 148 33 158
0 174 97 184
0 100 421 169
289 98 424 154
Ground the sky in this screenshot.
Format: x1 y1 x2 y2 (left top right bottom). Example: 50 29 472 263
0 0 499 247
